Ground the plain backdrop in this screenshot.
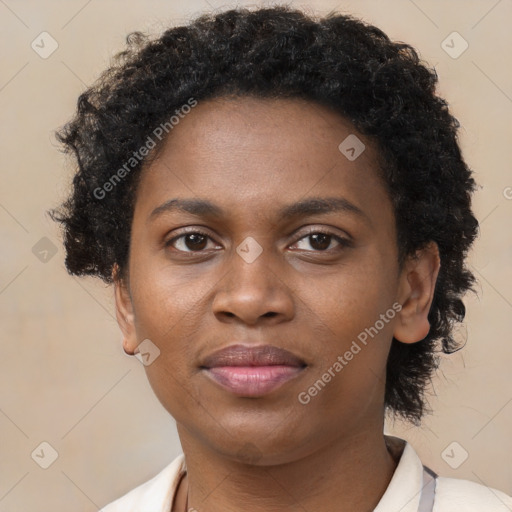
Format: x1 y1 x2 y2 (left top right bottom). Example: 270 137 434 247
0 0 511 510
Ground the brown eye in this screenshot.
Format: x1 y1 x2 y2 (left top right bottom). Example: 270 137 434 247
182 233 207 251
308 233 331 251
292 231 349 252
165 231 219 252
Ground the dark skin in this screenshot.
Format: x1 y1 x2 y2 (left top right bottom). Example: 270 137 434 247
114 96 440 512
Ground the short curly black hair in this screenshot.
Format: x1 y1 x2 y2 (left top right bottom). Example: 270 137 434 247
49 5 479 423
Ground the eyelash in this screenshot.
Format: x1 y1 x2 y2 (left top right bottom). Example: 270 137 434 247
164 227 352 253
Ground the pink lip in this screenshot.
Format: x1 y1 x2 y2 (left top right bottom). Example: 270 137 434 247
201 344 306 368
203 365 305 397
200 344 307 397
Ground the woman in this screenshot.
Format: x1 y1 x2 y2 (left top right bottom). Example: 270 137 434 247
49 6 512 511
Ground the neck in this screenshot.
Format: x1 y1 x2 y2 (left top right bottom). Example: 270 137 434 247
175 425 400 512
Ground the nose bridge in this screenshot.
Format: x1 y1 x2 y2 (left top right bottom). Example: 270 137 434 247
212 237 294 323
227 237 278 296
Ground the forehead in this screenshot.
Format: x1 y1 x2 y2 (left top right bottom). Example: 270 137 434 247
134 96 391 227
151 95 379 167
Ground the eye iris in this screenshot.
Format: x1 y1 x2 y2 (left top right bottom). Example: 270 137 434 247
185 233 207 250
310 233 331 250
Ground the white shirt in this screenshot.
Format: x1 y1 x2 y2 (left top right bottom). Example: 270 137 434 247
99 438 512 511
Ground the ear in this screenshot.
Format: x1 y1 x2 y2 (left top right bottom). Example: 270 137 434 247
113 264 138 355
394 242 441 344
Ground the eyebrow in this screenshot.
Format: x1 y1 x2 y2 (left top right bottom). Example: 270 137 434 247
148 196 369 224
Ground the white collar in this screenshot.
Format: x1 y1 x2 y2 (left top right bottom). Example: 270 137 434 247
99 436 512 511
374 436 425 512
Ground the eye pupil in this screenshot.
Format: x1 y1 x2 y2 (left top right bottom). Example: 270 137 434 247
310 233 331 250
185 233 207 250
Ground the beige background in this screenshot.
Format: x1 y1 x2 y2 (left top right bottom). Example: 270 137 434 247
0 0 511 510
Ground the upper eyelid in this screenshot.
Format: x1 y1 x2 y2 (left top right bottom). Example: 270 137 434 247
165 228 219 247
295 225 352 240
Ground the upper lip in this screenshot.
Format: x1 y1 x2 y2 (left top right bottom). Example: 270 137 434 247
201 344 306 368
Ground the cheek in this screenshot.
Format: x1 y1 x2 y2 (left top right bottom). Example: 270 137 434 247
127 256 219 400
299 253 398 400
130 248 210 336
306 260 396 340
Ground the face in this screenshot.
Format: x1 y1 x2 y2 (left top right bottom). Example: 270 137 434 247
115 96 438 465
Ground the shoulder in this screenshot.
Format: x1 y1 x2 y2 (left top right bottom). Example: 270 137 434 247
99 453 186 512
434 475 512 511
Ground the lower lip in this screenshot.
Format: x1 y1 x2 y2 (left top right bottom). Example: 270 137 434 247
203 365 304 397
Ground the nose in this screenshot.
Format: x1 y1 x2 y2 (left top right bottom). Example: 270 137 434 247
212 247 295 326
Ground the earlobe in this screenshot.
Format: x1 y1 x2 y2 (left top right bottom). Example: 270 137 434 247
393 242 441 344
113 266 138 355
